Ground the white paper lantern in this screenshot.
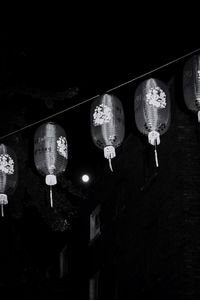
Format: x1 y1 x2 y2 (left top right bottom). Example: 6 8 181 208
0 144 18 217
134 78 171 167
183 54 200 121
34 122 68 207
90 93 125 171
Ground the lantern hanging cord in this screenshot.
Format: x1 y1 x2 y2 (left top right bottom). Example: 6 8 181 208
0 47 200 140
0 94 100 140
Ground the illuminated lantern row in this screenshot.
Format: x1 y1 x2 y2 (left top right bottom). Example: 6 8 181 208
183 54 200 122
90 93 125 172
134 78 171 167
4 54 200 215
34 122 68 207
0 144 18 217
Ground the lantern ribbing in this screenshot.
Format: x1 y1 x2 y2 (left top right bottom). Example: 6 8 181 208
90 94 125 172
134 78 171 168
34 122 68 207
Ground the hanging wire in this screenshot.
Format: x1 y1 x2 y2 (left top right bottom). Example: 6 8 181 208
0 94 100 140
1 47 200 140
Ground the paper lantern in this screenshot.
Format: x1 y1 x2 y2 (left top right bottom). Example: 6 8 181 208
0 144 18 217
90 93 125 171
183 54 200 121
134 78 171 167
34 122 68 207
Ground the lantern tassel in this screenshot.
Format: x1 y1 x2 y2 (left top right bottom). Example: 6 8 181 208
109 158 113 172
104 146 116 172
1 204 4 217
154 142 159 168
50 186 53 208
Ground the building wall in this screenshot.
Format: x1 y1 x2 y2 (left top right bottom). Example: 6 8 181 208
78 72 200 300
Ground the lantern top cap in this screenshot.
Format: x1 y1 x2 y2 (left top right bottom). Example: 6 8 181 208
0 144 14 152
99 93 118 98
145 77 166 84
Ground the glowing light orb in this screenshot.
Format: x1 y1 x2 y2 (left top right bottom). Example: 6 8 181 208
81 174 90 183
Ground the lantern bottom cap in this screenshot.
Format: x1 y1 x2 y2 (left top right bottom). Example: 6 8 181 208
0 194 8 205
104 146 116 159
148 131 160 146
45 174 57 186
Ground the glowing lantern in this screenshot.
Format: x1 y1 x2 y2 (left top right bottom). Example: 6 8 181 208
134 78 171 167
34 122 68 207
0 144 18 217
90 93 125 171
183 54 200 122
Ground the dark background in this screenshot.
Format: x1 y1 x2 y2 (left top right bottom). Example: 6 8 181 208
0 28 200 299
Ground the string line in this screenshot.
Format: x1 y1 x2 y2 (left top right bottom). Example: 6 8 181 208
1 47 200 140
